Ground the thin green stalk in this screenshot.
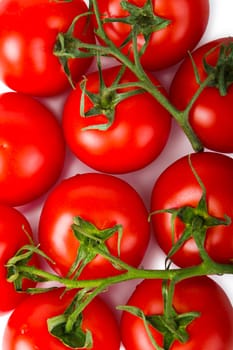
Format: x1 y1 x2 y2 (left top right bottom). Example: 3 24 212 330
17 259 233 292
91 0 204 152
65 284 107 333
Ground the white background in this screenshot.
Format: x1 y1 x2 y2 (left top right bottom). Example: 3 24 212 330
0 0 233 349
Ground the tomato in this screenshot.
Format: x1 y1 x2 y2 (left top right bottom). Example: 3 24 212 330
38 172 150 279
0 205 38 314
62 65 171 174
0 92 65 206
121 276 233 349
3 288 121 350
92 0 209 71
170 37 233 153
0 0 95 96
150 152 233 267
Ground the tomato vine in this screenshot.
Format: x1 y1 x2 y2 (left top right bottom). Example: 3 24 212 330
2 1 233 349
54 0 216 152
6 155 233 348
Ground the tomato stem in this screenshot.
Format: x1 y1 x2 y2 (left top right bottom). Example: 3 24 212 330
53 0 210 152
6 237 233 349
91 0 205 151
11 256 233 291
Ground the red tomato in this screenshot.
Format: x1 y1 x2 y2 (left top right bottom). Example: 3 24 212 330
121 277 233 349
0 0 95 96
170 37 233 153
0 92 65 206
62 65 171 173
92 0 209 71
150 152 233 267
38 172 150 279
3 288 121 350
0 205 38 314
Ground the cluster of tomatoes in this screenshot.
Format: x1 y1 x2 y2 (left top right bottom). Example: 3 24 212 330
0 1 232 349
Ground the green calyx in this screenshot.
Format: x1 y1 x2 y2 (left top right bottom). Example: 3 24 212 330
48 312 92 349
67 216 123 279
120 0 171 37
118 280 200 350
150 156 231 267
80 77 117 131
119 304 199 350
48 289 93 349
104 0 171 54
203 42 233 96
80 63 144 130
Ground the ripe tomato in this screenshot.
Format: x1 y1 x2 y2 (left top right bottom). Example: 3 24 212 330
0 92 65 206
150 152 233 267
92 0 209 71
39 172 150 279
170 37 233 153
62 65 171 173
121 276 233 349
0 0 95 96
0 205 38 314
3 288 121 350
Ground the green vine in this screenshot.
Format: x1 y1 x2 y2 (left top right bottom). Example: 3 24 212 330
6 156 233 349
53 0 224 152
5 1 233 349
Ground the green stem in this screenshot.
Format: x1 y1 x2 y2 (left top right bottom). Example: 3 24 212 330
136 77 203 151
163 279 176 319
91 0 204 152
17 260 233 292
65 284 106 333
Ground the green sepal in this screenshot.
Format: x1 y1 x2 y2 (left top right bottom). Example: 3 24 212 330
67 216 123 278
25 287 59 295
48 289 95 349
188 41 233 97
147 311 199 349
48 313 93 349
118 304 200 350
80 60 144 131
150 155 231 267
54 10 102 88
6 237 56 291
103 0 171 55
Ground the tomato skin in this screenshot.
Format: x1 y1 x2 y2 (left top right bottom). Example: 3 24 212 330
150 152 233 267
3 288 121 350
0 92 65 206
121 276 233 350
38 172 150 279
62 65 171 174
0 0 95 96
0 205 38 314
92 0 209 71
170 37 233 153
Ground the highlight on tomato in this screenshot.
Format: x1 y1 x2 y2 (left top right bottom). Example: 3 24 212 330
92 0 209 71
120 276 233 350
150 152 233 267
170 37 233 153
0 92 65 207
0 205 38 314
62 65 172 174
3 288 121 350
38 172 150 280
0 0 95 96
